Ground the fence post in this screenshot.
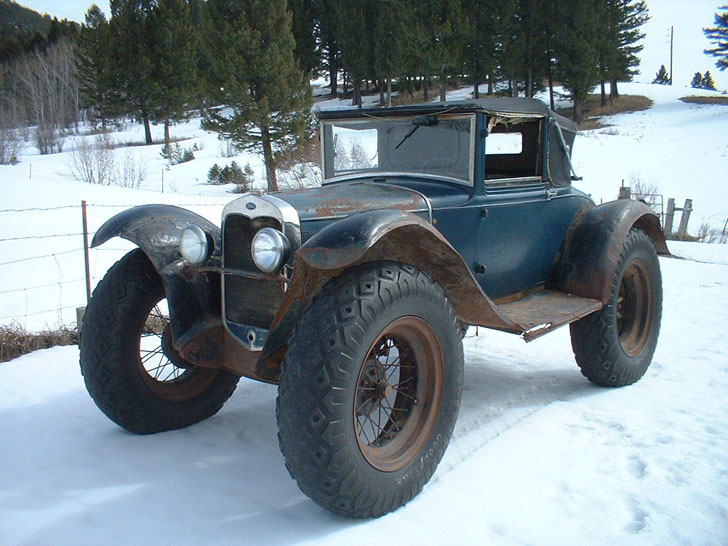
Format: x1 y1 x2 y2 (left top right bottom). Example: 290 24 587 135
677 198 693 238
81 200 91 304
664 198 675 236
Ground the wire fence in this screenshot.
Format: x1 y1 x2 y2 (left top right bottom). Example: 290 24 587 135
0 201 224 329
2 199 727 331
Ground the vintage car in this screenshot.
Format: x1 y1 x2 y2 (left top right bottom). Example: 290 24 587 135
80 97 668 518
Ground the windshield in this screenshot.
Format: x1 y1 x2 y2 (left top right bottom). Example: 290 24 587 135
321 115 473 184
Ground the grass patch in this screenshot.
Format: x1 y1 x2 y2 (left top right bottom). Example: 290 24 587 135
0 323 78 363
557 94 653 130
680 95 728 105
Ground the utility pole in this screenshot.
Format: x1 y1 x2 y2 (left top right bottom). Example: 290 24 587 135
669 26 674 85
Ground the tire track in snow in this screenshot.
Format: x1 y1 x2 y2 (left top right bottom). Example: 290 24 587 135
434 345 591 478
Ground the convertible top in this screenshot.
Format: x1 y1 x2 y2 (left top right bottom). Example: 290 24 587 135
317 96 577 134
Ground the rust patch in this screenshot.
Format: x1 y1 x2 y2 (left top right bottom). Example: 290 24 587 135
180 322 274 383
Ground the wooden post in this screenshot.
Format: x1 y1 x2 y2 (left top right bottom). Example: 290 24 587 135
677 198 693 238
618 183 631 200
664 198 675 236
81 200 91 304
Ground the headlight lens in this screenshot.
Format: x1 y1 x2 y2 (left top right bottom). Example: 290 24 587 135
251 227 289 273
179 224 210 265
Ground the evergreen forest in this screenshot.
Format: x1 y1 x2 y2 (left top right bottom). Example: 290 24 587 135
0 0 660 183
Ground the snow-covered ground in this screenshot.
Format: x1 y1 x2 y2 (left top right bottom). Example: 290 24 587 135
1 240 727 545
1 79 728 544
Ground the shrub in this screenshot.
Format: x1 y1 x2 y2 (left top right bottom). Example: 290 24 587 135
0 322 78 363
160 142 200 165
208 161 254 193
115 151 146 189
68 134 146 188
0 126 23 164
69 135 115 185
34 124 63 155
278 162 322 190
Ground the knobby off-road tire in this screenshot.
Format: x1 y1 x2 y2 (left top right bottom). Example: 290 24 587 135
79 249 239 434
277 262 464 518
570 229 662 387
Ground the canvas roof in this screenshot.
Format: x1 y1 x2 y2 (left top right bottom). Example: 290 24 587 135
318 97 577 133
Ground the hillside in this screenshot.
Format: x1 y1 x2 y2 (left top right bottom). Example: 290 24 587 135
0 0 52 60
0 0 49 36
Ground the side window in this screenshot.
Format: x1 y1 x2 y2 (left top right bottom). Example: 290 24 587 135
484 120 543 185
485 132 523 155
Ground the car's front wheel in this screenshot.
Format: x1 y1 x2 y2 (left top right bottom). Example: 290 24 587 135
79 249 239 434
276 262 464 517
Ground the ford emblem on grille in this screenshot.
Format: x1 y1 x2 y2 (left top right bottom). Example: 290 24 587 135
246 202 256 210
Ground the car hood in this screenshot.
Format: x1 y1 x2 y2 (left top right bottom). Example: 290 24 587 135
274 181 430 222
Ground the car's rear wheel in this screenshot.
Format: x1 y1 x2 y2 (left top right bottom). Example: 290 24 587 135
276 262 464 517
79 249 239 434
570 229 662 387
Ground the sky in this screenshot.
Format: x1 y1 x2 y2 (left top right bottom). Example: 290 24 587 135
14 0 728 91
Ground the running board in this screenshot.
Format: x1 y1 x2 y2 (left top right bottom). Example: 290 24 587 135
498 290 603 342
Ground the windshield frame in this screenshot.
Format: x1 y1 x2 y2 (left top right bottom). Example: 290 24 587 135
320 114 476 187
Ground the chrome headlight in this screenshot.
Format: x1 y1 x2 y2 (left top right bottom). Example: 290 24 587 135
251 227 290 273
179 224 211 265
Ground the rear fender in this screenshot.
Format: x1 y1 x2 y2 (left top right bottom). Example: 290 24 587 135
92 205 222 351
256 209 519 381
550 200 669 302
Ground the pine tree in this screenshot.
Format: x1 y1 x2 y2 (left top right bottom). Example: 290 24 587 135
316 0 340 96
107 0 156 144
462 0 497 98
691 71 704 88
493 0 525 97
704 5 728 71
288 0 319 76
703 70 717 90
554 0 602 122
652 64 670 84
77 5 113 125
188 0 213 114
519 0 549 98
333 2 374 107
413 0 466 102
204 0 312 192
600 0 649 99
146 0 198 145
373 0 410 106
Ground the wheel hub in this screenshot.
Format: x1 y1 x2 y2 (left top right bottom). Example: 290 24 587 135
354 317 443 472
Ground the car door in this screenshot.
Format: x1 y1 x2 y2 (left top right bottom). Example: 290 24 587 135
475 120 587 300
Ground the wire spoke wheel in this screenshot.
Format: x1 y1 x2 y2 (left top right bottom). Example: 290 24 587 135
354 316 443 472
137 299 218 402
80 249 239 433
616 259 653 357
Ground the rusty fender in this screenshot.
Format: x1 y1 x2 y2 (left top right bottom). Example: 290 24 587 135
256 209 520 381
92 204 224 354
550 199 670 303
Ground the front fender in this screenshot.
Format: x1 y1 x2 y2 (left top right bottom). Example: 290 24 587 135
256 209 519 381
92 204 222 350
550 199 670 303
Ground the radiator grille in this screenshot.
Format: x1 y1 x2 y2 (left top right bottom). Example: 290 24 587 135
223 214 284 329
